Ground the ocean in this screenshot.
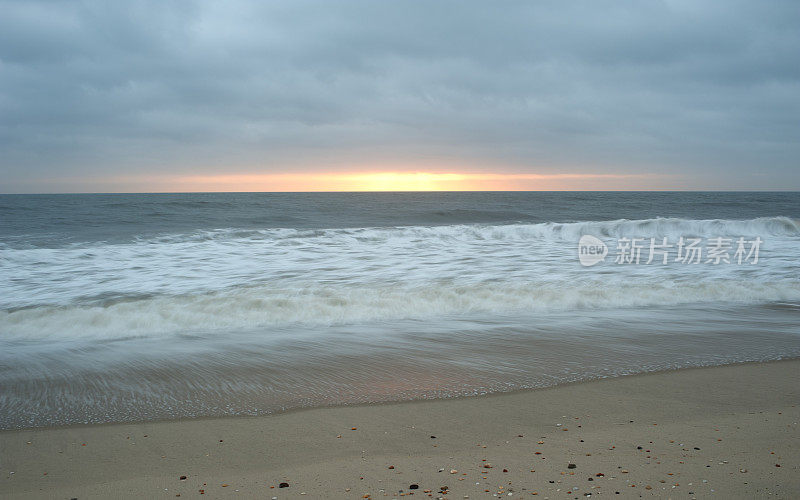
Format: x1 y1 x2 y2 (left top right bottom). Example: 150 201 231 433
1 192 799 429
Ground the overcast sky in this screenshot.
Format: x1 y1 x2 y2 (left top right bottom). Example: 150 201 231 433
1 0 798 192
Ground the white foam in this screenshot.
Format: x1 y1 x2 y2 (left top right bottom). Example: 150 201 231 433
1 216 798 339
2 279 799 340
135 215 800 243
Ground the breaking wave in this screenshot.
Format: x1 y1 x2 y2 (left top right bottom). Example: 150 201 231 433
3 279 800 340
1 216 798 340
136 216 800 244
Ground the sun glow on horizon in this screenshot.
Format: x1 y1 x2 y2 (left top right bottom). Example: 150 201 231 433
164 171 658 192
30 170 671 193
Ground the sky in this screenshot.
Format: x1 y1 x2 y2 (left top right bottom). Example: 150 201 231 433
1 0 798 193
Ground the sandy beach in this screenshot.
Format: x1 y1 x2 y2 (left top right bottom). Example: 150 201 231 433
1 360 797 499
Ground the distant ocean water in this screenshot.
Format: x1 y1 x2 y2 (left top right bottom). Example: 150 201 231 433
1 192 799 429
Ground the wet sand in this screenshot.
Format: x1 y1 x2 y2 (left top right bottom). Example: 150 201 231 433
1 360 798 499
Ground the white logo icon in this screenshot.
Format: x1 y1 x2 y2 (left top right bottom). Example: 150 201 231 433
578 235 608 266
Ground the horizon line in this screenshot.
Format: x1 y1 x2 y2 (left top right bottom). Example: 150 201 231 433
2 189 800 195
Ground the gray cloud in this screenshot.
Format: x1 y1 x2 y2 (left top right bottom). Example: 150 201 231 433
1 0 798 191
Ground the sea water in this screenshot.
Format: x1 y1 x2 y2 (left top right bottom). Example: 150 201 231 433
1 192 799 428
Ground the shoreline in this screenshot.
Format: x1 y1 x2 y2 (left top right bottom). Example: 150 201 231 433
1 359 798 498
4 356 798 433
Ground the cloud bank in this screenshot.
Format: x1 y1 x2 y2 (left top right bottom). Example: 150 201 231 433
1 0 798 191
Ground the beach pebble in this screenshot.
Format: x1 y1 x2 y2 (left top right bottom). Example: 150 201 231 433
567 464 576 469
279 482 289 488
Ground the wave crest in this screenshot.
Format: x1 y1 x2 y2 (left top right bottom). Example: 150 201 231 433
3 280 799 340
139 216 800 245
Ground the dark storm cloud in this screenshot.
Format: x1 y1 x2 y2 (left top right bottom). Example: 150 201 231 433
1 0 798 191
